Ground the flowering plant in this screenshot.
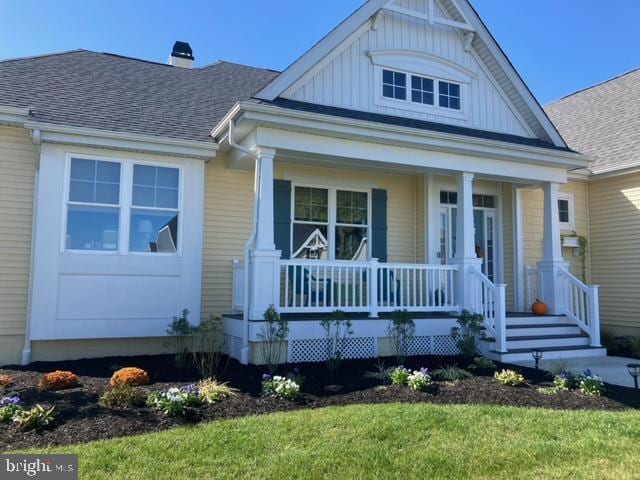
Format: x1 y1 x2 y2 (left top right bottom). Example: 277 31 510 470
261 374 301 400
0 395 22 422
553 371 576 391
407 368 432 391
39 371 79 391
389 366 411 385
494 369 525 386
147 385 203 416
110 367 150 387
577 369 604 396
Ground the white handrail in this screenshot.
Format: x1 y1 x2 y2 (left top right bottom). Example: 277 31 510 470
557 269 601 347
469 268 507 353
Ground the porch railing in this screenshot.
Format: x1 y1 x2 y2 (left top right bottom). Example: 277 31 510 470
469 268 507 352
278 259 459 315
558 269 601 347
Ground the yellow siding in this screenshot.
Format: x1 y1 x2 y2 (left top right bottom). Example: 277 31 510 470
501 183 515 310
0 126 37 365
521 182 590 281
588 173 640 334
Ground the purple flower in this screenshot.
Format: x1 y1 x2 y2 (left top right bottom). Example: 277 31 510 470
181 384 197 395
262 373 272 381
584 369 593 377
419 367 430 375
0 396 20 407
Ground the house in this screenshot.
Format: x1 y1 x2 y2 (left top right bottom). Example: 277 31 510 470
0 0 607 367
546 68 640 338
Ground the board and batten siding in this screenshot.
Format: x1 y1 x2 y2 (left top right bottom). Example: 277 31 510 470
201 159 422 317
282 0 531 138
521 182 590 281
0 126 37 366
588 173 640 334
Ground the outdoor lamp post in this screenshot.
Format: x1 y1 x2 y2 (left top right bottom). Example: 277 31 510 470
627 363 640 390
531 349 543 370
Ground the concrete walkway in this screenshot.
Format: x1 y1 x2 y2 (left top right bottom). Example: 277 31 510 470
514 355 640 389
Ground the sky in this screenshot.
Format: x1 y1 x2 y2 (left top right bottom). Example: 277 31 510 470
0 1 638 104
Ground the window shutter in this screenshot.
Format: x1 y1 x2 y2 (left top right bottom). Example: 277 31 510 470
371 188 388 262
273 179 292 259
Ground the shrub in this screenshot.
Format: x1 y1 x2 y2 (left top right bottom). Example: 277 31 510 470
389 366 411 385
494 369 525 387
0 374 13 388
196 378 237 404
364 359 394 385
192 315 228 378
451 310 485 358
407 368 432 391
578 370 604 396
147 385 203 416
320 310 353 371
553 371 576 391
100 385 147 408
110 367 150 387
0 396 22 422
548 359 570 376
468 356 496 370
387 310 415 364
433 364 473 381
39 371 79 391
13 405 56 431
257 305 289 374
261 374 301 400
167 308 196 370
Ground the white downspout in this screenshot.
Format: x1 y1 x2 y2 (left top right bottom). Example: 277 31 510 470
228 120 260 364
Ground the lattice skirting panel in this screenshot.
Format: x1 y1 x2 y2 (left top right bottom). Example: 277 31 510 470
289 337 377 363
224 334 243 361
407 335 459 356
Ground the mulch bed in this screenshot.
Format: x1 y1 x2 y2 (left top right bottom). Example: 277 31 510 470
1 354 639 451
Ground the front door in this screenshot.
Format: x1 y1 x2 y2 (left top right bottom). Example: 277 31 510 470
439 195 497 282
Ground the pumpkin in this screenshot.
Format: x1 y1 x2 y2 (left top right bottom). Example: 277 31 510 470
531 299 548 316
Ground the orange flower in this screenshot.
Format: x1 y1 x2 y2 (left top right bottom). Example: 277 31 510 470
110 367 150 387
39 371 79 391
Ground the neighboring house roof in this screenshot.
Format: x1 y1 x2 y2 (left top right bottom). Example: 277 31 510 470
545 68 640 175
264 98 572 152
0 49 279 142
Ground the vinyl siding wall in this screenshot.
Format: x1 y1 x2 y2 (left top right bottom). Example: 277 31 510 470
0 126 37 365
588 173 640 335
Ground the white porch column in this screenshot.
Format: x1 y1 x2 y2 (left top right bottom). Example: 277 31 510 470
449 172 482 310
248 148 281 320
537 182 569 315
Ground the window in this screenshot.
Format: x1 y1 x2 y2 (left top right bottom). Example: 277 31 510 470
557 193 575 229
130 165 180 253
438 81 461 110
440 191 495 209
411 75 434 105
382 69 407 100
65 157 181 254
66 158 121 251
292 186 369 261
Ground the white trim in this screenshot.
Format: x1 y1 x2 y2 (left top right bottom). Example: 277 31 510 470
23 122 217 160
557 191 575 231
0 105 31 126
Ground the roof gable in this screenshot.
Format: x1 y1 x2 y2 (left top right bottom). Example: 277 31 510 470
256 0 566 147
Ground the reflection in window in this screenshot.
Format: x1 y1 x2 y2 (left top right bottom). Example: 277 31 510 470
66 158 121 251
336 190 368 260
130 210 179 253
293 186 329 259
66 205 119 251
132 165 179 209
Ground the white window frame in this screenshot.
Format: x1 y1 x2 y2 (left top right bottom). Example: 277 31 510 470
62 153 184 256
291 183 371 262
557 191 575 230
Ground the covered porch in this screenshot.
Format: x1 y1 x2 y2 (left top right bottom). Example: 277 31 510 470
214 102 602 364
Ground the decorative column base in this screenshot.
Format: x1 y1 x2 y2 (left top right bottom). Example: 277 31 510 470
537 260 570 315
248 249 281 320
449 257 484 312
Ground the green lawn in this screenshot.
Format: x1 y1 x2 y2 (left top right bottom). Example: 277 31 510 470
31 403 640 480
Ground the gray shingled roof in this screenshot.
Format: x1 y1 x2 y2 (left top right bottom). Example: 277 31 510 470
545 68 640 174
0 49 279 142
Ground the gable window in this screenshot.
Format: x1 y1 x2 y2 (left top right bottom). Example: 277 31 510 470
292 186 369 261
557 192 575 230
411 75 435 105
66 158 121 251
65 157 181 254
382 69 407 100
438 81 461 110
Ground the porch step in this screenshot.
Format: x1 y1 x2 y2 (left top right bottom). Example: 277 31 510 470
506 334 590 350
490 345 607 363
506 324 582 337
506 315 570 326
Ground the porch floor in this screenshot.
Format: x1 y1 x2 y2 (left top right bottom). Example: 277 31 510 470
224 312 563 322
